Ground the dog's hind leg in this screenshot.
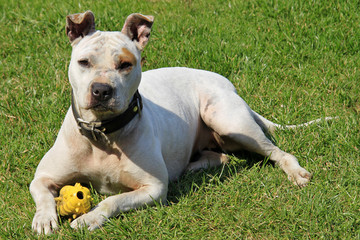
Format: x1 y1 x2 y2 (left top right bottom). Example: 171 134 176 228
186 151 229 172
200 90 311 186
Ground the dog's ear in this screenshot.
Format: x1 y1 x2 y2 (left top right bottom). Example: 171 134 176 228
66 11 96 43
121 13 154 51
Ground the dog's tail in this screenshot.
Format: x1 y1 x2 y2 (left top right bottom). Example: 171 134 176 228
251 111 338 134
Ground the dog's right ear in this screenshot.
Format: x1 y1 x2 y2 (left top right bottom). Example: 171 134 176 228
66 10 95 43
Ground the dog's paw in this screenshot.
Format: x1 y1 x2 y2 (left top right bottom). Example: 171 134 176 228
70 210 107 231
32 210 58 235
288 167 312 187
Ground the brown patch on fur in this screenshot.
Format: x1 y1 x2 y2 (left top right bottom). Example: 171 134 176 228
116 48 137 71
92 75 110 84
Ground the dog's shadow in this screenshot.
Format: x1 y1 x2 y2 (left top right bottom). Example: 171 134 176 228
166 150 274 205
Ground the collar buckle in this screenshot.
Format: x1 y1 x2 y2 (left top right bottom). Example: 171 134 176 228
76 118 103 141
76 118 102 128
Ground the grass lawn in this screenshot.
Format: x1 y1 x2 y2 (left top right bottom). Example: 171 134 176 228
1 0 359 239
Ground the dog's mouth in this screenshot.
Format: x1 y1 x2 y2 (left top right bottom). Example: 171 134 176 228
85 103 113 112
85 96 119 113
83 102 120 122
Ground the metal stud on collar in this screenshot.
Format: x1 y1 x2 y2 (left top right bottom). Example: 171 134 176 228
136 97 142 117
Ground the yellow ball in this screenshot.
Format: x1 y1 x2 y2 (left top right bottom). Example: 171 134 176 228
55 183 92 219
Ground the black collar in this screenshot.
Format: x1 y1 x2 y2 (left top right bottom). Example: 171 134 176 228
71 90 142 142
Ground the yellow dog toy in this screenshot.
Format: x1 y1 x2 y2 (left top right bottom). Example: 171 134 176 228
55 183 92 219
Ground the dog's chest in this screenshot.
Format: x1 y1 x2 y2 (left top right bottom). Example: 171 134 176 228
77 144 136 194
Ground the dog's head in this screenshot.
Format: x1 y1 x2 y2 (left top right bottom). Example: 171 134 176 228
66 11 153 121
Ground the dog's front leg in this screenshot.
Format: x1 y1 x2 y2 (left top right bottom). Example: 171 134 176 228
29 175 60 234
70 183 168 230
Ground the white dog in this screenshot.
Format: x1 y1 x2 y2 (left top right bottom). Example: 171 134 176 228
30 11 320 234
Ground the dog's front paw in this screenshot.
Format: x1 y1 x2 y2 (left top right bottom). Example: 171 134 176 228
288 167 312 187
70 210 107 231
32 210 58 235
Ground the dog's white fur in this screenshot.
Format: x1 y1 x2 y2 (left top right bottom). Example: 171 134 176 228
30 11 313 234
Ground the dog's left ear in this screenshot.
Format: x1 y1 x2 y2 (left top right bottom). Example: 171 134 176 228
121 13 154 51
66 10 96 43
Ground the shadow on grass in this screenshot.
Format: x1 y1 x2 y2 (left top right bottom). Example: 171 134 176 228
166 150 275 205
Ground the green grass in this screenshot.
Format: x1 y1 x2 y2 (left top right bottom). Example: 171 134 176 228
1 0 359 238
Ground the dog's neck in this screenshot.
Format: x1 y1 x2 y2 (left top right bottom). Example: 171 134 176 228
71 90 143 143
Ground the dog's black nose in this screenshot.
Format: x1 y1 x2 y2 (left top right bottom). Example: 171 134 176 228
91 83 113 102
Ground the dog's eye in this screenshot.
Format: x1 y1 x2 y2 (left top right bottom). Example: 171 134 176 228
78 59 90 68
116 62 133 71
